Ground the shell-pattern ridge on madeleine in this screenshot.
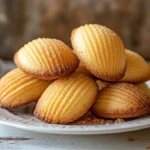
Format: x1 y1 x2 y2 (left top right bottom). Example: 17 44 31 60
71 24 126 81
14 38 79 80
92 83 150 119
136 83 150 98
0 68 51 108
34 73 98 124
120 49 150 83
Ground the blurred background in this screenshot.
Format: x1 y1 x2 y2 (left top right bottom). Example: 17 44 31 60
0 0 150 76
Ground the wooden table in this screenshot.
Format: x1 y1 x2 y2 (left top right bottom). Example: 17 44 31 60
0 124 149 150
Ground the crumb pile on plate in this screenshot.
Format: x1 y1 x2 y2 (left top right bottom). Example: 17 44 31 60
0 24 150 125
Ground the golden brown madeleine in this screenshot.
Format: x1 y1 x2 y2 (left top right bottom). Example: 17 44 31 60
0 68 51 108
75 63 93 76
136 83 150 97
92 83 150 119
14 38 79 80
120 49 150 83
34 73 98 124
71 24 126 82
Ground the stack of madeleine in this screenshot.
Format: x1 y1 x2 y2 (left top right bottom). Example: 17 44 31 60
0 24 150 124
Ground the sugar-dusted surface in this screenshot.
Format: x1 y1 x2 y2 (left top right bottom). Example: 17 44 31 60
14 38 79 80
92 83 150 119
71 24 126 81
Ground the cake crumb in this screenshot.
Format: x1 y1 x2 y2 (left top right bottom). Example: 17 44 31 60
128 136 134 141
115 118 125 124
70 111 125 125
105 120 114 124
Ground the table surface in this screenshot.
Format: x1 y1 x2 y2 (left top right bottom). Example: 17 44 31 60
0 124 149 150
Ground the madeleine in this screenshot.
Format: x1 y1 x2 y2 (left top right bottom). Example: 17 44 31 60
75 63 93 76
71 24 126 82
136 83 150 97
0 68 51 108
120 49 150 83
14 38 79 80
34 73 98 124
92 83 150 119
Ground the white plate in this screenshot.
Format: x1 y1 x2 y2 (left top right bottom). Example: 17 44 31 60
0 81 150 135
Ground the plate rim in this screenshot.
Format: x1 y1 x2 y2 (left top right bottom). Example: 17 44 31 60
0 107 150 134
0 118 149 135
